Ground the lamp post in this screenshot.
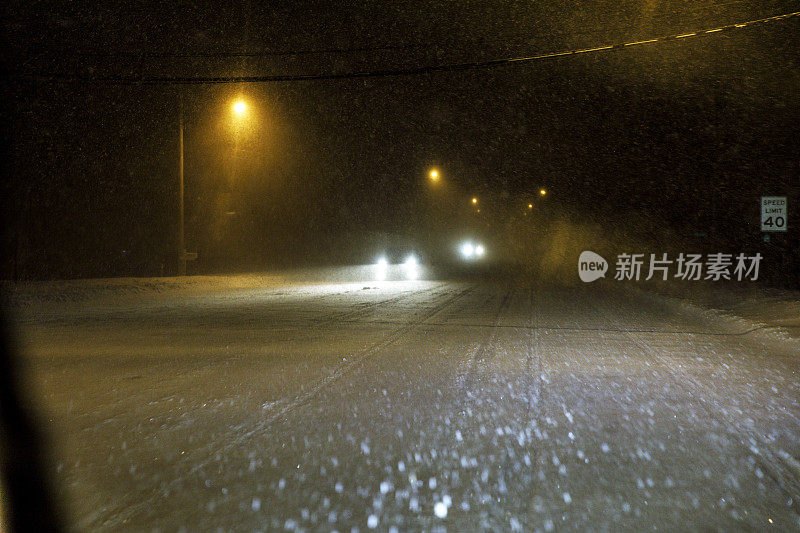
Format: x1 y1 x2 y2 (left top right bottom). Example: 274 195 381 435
177 97 249 275
178 97 186 275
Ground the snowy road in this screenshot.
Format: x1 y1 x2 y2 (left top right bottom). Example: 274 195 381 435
9 277 800 530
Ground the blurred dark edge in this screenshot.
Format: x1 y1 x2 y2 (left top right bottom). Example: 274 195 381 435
0 313 64 532
1 79 63 531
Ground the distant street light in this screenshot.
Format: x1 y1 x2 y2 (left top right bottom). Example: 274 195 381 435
539 189 547 196
472 197 478 205
528 203 533 209
428 168 440 182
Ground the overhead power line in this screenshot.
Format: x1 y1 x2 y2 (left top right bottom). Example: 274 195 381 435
15 10 800 85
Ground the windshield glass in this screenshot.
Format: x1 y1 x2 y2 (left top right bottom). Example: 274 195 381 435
2 2 799 531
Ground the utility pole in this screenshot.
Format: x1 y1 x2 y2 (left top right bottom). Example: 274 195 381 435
178 95 186 276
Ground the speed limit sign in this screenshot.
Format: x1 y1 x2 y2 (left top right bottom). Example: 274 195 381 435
761 196 787 232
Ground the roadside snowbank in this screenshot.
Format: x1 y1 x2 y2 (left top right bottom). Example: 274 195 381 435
638 282 800 341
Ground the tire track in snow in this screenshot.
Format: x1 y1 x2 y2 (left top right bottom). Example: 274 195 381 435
518 282 546 526
453 287 512 394
308 282 448 325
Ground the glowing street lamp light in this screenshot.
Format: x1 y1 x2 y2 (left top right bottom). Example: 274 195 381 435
428 168 440 182
539 188 547 196
472 197 478 205
233 100 247 116
527 203 533 209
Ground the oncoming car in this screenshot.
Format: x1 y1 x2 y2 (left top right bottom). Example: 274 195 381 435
459 240 486 261
373 246 420 280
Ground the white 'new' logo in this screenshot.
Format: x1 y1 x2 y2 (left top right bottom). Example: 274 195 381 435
578 251 608 282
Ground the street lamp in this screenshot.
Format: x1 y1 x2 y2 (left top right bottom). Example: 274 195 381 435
539 188 547 196
472 197 478 205
177 96 249 276
528 203 533 209
428 168 440 183
178 98 186 275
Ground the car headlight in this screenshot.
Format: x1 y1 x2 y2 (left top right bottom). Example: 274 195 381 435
375 256 389 280
475 244 485 257
403 255 418 279
460 242 475 259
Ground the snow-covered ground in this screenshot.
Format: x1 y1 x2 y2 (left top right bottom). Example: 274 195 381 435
4 266 432 324
3 274 799 530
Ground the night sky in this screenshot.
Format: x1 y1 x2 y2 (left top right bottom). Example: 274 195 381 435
3 1 799 279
